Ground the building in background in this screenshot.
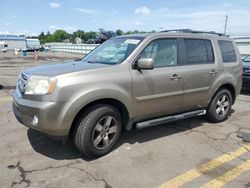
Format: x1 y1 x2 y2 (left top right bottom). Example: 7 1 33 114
0 35 27 50
233 37 250 58
26 38 41 50
75 37 82 44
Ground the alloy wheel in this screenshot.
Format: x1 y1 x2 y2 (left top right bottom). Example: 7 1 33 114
92 116 118 150
215 95 230 117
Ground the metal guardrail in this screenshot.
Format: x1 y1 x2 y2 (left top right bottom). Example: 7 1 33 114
45 42 99 55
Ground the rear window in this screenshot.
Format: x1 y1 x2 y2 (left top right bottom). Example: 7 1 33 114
184 39 214 65
218 40 237 62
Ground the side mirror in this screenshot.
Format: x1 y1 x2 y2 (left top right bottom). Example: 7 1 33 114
137 58 154 70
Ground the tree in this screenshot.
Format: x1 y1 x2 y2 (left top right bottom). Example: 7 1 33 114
40 31 45 37
71 30 85 43
52 30 69 42
83 31 97 42
38 28 152 44
116 29 123 36
38 31 46 44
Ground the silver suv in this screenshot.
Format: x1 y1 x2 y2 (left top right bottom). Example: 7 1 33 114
13 30 242 158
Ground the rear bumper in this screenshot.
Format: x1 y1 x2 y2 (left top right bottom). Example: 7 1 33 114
12 91 69 137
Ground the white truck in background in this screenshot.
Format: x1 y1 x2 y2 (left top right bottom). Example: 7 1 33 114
0 41 7 52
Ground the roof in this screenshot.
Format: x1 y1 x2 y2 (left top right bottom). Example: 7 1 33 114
0 35 26 41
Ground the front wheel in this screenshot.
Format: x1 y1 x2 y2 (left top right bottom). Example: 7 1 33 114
74 104 122 158
207 89 232 123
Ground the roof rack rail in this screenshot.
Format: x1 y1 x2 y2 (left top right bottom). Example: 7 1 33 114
161 29 227 36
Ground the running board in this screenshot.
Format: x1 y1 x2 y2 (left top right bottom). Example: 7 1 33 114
136 110 206 130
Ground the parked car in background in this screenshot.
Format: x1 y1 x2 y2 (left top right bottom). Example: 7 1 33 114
243 56 250 88
13 30 242 158
0 48 7 52
86 29 116 44
14 48 21 52
95 30 116 44
86 39 96 44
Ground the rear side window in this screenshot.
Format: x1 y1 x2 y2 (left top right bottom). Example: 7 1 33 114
184 39 214 65
218 40 237 62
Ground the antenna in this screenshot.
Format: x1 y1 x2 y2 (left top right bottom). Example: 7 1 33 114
224 15 228 35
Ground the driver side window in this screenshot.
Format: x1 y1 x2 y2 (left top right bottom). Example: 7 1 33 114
140 39 178 67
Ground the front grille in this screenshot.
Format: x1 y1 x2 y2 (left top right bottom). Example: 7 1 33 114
18 72 30 94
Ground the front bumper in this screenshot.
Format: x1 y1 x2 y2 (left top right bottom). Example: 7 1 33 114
243 75 250 88
12 90 69 137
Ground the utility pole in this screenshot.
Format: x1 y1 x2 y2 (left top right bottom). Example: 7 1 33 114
224 15 228 35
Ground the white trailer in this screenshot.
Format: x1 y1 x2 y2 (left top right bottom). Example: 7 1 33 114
0 41 7 52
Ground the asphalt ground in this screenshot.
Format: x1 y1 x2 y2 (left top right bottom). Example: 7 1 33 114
0 51 250 188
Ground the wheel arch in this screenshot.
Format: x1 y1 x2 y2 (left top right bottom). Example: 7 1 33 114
69 98 130 137
210 82 236 106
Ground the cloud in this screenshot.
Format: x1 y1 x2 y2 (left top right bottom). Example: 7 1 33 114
49 2 60 8
0 30 38 36
101 5 250 35
74 8 119 17
48 25 57 29
0 31 10 35
26 32 39 37
63 26 77 31
149 8 250 34
134 21 144 26
5 22 11 26
134 6 151 16
74 8 101 14
49 25 76 32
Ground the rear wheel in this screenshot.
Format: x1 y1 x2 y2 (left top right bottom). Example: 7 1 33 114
74 104 122 158
207 89 232 123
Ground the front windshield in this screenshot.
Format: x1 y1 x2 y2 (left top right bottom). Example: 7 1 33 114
82 37 143 64
244 56 250 62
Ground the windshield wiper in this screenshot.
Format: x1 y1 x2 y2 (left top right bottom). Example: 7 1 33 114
86 61 118 65
98 62 118 65
86 61 99 64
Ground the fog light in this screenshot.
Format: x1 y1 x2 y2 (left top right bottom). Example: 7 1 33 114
31 115 38 126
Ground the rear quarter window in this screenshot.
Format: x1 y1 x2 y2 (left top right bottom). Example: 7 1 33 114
218 40 237 63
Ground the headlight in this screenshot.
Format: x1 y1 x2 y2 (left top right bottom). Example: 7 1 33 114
25 76 57 95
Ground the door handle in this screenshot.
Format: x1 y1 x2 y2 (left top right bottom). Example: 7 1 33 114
170 74 182 80
210 70 218 75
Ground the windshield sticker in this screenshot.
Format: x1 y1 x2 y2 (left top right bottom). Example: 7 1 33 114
124 39 140 45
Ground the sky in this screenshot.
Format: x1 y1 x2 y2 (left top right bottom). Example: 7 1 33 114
0 0 250 36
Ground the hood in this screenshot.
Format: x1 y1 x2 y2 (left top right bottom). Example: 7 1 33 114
243 62 250 69
24 61 109 77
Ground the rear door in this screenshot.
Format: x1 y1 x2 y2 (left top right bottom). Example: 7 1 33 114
180 38 218 111
131 38 184 121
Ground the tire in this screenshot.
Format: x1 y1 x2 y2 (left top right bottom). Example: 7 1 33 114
207 89 232 123
74 104 122 158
